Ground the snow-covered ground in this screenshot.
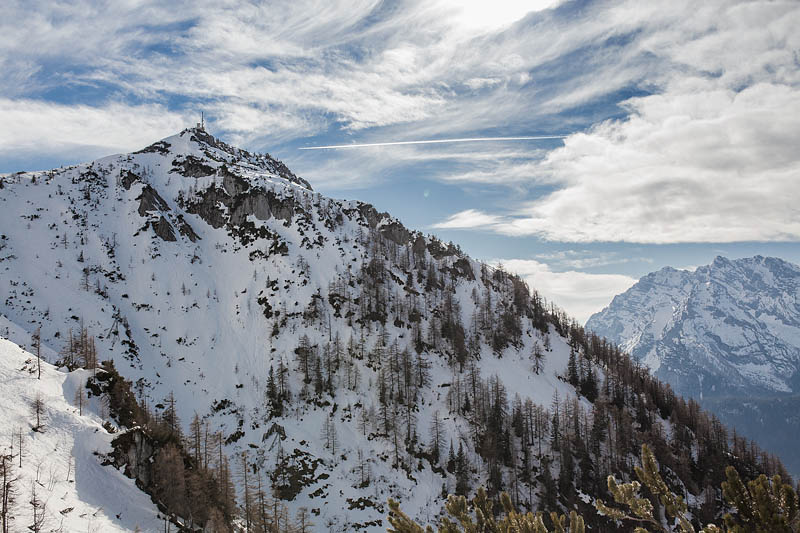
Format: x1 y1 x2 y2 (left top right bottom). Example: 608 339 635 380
0 335 162 533
0 127 625 530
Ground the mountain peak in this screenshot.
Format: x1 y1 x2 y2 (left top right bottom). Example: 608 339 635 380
586 253 800 475
136 127 312 191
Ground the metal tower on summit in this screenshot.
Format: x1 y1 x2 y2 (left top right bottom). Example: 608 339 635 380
196 111 205 131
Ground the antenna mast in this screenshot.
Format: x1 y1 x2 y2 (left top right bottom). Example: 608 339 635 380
201 111 204 130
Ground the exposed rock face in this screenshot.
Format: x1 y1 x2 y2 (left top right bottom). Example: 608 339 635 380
137 185 170 217
587 255 800 475
176 215 200 242
171 155 215 177
134 140 171 155
152 216 177 241
120 170 140 190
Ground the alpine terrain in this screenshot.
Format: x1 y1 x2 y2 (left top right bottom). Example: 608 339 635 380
587 256 800 476
0 128 790 532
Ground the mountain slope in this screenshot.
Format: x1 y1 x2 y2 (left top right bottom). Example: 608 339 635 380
0 331 162 533
0 129 788 531
586 255 800 474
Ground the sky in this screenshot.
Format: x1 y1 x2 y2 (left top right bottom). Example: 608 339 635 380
2 0 799 323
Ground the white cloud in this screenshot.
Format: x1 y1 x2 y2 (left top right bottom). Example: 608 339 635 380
432 2 800 243
491 259 637 324
493 82 800 243
0 98 187 161
431 209 505 229
533 250 648 269
3 0 800 247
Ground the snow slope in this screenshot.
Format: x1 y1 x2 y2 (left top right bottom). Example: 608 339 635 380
0 332 162 533
0 127 721 530
587 256 800 398
586 255 800 475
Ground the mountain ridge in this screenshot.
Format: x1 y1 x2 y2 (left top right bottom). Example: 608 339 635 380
586 254 800 475
0 128 789 531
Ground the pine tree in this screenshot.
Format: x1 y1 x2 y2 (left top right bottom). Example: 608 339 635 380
455 443 470 496
567 348 579 387
32 326 42 380
430 411 444 464
387 487 585 533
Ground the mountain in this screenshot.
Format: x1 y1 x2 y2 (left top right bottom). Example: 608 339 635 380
586 255 800 475
0 128 787 531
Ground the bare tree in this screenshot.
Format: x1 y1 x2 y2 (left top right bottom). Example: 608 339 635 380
322 415 338 455
294 507 314 533
73 380 86 416
31 392 45 432
1 453 18 533
29 481 47 532
32 327 42 380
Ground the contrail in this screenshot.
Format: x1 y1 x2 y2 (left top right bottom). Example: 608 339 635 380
298 135 566 150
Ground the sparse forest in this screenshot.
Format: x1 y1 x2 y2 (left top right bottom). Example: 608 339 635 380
0 128 794 532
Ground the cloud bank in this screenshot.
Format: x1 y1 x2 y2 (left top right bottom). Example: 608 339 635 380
491 259 637 324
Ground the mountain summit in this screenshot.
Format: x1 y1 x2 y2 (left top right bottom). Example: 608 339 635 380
586 255 800 474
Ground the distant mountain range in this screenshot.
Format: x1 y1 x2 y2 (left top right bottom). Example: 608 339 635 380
587 255 800 475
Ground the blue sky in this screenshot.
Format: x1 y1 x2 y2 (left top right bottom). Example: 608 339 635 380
2 0 799 322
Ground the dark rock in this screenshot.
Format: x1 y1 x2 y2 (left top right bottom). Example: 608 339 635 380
185 186 228 229
170 155 215 178
221 165 249 196
152 216 176 242
120 170 140 191
136 185 170 217
176 215 200 242
133 140 171 155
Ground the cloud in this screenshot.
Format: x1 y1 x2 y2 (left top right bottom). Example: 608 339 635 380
0 0 656 151
432 209 505 229
533 250 650 269
493 83 800 243
432 2 800 243
4 0 800 247
0 98 187 162
491 259 637 324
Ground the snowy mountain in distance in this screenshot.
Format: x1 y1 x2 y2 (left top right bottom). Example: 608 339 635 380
0 127 788 531
586 255 800 474
0 331 163 532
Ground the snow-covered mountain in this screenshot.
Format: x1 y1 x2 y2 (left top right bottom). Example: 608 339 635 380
0 128 787 531
0 333 163 533
586 255 800 474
